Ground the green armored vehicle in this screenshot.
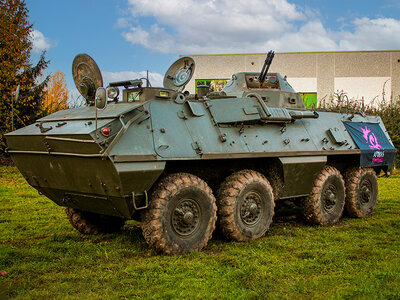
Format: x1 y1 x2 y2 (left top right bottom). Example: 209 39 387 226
5 51 396 254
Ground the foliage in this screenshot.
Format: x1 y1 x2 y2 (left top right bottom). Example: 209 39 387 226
0 0 49 153
371 99 400 168
43 71 68 114
0 166 399 298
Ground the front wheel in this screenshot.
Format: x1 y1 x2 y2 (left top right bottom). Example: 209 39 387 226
344 167 378 218
65 208 126 235
141 173 217 255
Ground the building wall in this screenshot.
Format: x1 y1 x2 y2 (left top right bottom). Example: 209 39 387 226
183 51 400 105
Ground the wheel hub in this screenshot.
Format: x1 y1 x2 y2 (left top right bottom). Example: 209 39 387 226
240 192 262 226
323 184 337 211
183 211 194 224
172 199 200 236
360 179 373 204
249 203 258 214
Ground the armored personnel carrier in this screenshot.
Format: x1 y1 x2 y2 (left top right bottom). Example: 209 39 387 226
5 51 396 254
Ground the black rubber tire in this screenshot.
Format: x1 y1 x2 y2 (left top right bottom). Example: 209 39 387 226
217 170 274 241
266 168 283 201
344 167 378 218
302 165 345 225
141 173 217 255
65 208 126 235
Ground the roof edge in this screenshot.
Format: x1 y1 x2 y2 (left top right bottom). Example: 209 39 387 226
180 50 400 57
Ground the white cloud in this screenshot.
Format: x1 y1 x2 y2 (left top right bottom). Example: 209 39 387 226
265 21 339 52
102 70 164 87
338 18 400 50
122 24 174 53
116 17 130 28
121 0 400 53
30 29 53 53
122 0 304 53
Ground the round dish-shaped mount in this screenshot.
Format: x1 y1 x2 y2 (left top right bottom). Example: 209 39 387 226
163 56 195 92
72 53 103 104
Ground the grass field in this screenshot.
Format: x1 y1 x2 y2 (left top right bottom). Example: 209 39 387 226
0 166 399 299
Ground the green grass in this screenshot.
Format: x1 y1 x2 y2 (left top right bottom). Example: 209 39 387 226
1 166 400 299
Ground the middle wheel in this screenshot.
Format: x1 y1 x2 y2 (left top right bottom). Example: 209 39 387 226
217 170 275 242
302 165 345 225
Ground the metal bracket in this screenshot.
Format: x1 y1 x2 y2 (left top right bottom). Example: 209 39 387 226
280 125 286 134
132 190 148 210
191 141 203 154
56 122 67 128
44 141 52 153
177 110 188 120
204 100 227 143
246 93 271 119
36 122 53 133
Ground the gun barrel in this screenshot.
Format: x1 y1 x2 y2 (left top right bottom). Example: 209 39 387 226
259 51 275 83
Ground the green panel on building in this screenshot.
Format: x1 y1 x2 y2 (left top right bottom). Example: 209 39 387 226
301 93 317 109
195 79 229 93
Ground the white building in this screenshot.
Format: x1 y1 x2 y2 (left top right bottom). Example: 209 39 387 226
183 50 400 108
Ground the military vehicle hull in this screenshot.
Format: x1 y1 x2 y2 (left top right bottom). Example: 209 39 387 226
5 53 396 254
6 98 394 212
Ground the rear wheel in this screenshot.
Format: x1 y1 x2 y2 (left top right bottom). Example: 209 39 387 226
217 170 274 241
141 173 217 255
344 167 378 218
65 208 126 235
302 166 345 225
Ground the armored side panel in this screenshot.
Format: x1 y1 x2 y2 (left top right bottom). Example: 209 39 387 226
145 96 394 198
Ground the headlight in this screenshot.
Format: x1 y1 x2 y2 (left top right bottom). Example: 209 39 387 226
107 87 119 99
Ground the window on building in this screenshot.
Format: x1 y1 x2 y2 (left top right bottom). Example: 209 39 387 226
300 93 317 109
195 79 229 93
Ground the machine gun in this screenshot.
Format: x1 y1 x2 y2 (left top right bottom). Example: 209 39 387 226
259 50 275 84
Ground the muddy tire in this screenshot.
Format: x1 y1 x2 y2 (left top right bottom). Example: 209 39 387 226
141 173 217 255
302 166 345 225
65 208 126 235
344 167 378 218
217 170 274 242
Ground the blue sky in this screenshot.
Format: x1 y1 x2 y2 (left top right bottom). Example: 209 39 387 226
26 0 400 99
